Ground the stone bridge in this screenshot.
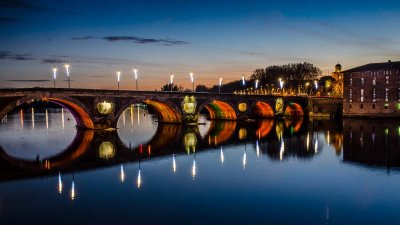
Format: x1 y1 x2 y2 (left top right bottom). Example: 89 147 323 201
0 88 310 129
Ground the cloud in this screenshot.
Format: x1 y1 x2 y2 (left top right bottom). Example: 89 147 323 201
102 36 189 46
5 79 50 82
71 35 189 46
0 51 34 60
41 58 65 64
70 36 95 40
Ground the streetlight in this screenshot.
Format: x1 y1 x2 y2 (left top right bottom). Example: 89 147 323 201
117 71 121 90
241 75 246 93
314 80 318 93
189 72 194 92
219 77 223 93
52 67 57 88
170 74 174 92
64 63 70 88
279 78 284 95
255 79 259 89
133 66 138 91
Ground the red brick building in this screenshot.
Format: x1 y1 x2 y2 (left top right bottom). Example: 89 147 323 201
343 60 400 117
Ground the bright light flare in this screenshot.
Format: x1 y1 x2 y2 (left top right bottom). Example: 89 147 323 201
190 72 194 83
52 67 57 79
117 71 121 82
170 74 174 84
133 67 138 80
64 63 70 77
219 77 223 86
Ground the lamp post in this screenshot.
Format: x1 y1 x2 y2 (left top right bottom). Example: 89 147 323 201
241 75 246 94
64 63 70 88
117 71 121 90
170 74 174 92
190 72 194 92
52 67 57 88
279 78 284 95
255 79 259 92
219 77 223 93
133 67 138 91
314 80 318 96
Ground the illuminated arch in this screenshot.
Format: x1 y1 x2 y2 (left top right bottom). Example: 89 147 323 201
144 99 182 123
252 101 274 118
207 121 237 146
0 96 94 129
255 120 274 139
202 100 237 120
285 118 304 133
284 102 304 117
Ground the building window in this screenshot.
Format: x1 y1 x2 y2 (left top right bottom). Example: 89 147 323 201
350 78 352 86
372 104 376 109
373 88 376 102
373 77 376 85
386 76 389 84
360 89 364 102
361 77 364 85
385 103 389 109
385 88 389 102
360 104 363 109
349 89 352 102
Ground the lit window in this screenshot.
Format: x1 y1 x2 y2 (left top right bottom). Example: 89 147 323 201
385 103 389 109
360 89 364 102
373 88 376 102
373 77 376 85
361 77 364 85
386 76 389 84
350 78 352 86
349 89 352 102
385 88 389 102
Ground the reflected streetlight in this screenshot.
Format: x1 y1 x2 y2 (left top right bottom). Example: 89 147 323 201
172 154 177 173
117 71 121 90
133 66 138 91
137 161 142 188
279 139 285 161
70 173 76 200
52 67 57 88
242 145 247 170
64 63 70 88
219 77 223 93
190 72 194 92
170 74 174 92
58 172 63 194
220 146 224 164
256 140 260 158
192 154 196 180
120 164 125 183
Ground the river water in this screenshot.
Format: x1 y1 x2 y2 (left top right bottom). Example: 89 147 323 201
1 106 400 225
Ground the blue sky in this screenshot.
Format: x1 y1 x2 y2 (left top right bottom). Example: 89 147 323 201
1 0 400 90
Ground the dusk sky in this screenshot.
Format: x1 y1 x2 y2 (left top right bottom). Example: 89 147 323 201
1 0 400 90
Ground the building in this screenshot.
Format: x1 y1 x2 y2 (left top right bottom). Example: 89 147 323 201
343 60 400 117
331 63 344 97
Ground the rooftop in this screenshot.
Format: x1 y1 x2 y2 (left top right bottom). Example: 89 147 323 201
342 60 400 73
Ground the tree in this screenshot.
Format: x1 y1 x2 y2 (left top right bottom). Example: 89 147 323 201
195 85 209 92
160 83 181 91
250 62 322 90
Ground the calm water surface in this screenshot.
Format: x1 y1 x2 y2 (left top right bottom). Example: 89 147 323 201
1 106 400 225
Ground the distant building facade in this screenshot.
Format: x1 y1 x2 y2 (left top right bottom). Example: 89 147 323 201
343 61 400 117
331 63 344 97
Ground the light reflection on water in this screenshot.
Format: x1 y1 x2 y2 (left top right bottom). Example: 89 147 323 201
1 107 400 224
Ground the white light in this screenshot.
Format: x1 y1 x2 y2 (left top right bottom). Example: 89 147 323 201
219 77 223 86
133 67 138 80
70 181 75 200
314 80 318 90
172 154 177 173
255 79 259 89
170 74 174 84
306 132 310 151
117 71 121 82
220 146 224 164
52 67 57 79
137 169 142 188
58 172 62 194
64 63 70 77
314 138 319 154
256 140 260 158
190 72 194 83
192 157 196 179
120 164 125 183
242 149 247 169
279 139 285 161
241 75 245 86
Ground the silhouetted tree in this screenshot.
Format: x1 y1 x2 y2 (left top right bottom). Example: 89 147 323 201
160 83 181 91
195 85 209 92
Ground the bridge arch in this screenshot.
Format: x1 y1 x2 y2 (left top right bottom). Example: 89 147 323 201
0 95 94 129
252 101 275 118
114 98 182 124
284 102 304 117
198 100 237 120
